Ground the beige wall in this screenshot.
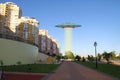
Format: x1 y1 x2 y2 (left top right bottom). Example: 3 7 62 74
0 38 38 65
37 52 49 62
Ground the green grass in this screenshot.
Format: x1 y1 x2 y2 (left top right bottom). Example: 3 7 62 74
77 61 120 79
2 64 60 73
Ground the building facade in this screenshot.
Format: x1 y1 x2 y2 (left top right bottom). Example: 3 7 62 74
0 2 22 38
47 35 53 55
16 17 39 45
0 2 61 65
52 39 60 55
38 30 48 53
0 2 39 46
38 30 60 56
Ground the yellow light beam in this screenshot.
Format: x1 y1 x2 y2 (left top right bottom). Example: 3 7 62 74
65 28 72 51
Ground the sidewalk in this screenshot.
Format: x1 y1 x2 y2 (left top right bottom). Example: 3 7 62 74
44 62 118 80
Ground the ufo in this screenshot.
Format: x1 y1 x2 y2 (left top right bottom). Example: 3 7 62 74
55 22 81 28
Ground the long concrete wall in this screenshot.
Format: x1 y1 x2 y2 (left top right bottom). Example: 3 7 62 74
0 38 38 65
37 52 49 62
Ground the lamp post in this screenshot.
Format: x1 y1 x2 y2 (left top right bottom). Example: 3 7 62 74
94 42 98 69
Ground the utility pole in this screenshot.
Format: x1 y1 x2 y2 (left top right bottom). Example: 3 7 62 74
94 41 98 69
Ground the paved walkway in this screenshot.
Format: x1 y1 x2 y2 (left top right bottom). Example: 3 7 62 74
44 62 118 80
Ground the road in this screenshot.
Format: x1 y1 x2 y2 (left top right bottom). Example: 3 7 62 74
44 61 118 80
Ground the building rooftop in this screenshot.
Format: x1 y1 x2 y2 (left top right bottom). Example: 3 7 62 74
55 22 81 28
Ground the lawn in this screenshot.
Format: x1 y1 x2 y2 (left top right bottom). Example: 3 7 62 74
77 61 120 79
2 64 60 73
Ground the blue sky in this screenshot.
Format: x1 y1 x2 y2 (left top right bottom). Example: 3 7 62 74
1 0 120 56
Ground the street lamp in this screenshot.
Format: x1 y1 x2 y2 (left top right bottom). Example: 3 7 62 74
94 41 98 69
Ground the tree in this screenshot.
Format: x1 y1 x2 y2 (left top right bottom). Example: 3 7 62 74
56 53 62 61
109 51 116 59
98 53 102 61
0 60 3 66
17 61 22 65
64 55 68 59
117 56 120 59
102 51 112 64
65 51 75 59
87 55 91 61
87 55 94 62
82 57 86 62
90 55 94 62
75 55 81 61
51 54 56 57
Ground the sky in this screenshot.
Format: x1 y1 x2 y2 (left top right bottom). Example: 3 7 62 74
1 0 120 56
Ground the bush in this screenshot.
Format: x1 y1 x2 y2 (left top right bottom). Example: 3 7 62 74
0 60 4 66
82 57 86 62
17 61 22 65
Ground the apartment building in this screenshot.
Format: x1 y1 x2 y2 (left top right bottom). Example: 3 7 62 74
0 2 39 46
0 2 21 38
38 30 48 53
52 39 60 55
0 2 60 55
47 35 53 55
16 17 39 45
38 30 60 55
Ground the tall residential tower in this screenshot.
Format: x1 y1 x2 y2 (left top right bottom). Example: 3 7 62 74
38 30 60 55
16 17 39 45
0 2 39 46
0 2 22 38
